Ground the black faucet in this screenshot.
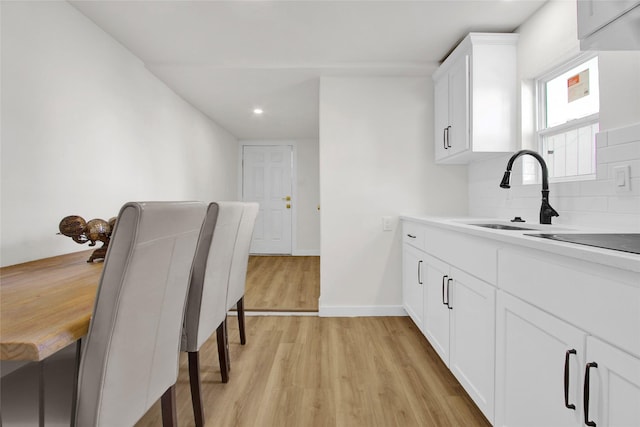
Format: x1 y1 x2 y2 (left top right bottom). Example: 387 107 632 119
500 149 559 225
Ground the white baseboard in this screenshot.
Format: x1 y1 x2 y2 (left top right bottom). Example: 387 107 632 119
228 311 319 317
291 249 320 256
318 305 407 317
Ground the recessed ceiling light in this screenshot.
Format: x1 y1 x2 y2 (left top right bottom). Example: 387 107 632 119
253 108 264 115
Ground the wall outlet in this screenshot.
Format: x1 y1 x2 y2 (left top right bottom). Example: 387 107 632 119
382 216 393 231
613 165 631 193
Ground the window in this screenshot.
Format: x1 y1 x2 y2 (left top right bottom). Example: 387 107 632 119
535 54 599 183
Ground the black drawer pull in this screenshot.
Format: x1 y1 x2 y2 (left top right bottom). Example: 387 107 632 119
407 234 416 239
584 362 598 427
564 349 576 410
446 277 453 310
442 275 448 305
417 260 423 285
445 126 452 149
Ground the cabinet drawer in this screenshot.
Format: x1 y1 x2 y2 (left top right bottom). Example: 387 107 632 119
423 225 498 284
498 246 640 358
403 221 425 250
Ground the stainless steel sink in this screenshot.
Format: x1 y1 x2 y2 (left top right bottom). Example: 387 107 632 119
524 233 640 255
469 223 536 231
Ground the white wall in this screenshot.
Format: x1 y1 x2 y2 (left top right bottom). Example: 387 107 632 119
0 1 239 266
295 139 321 255
238 139 320 255
319 76 467 316
468 0 640 231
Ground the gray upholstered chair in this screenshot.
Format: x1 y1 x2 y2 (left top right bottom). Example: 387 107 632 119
181 202 244 427
225 202 259 346
73 201 206 427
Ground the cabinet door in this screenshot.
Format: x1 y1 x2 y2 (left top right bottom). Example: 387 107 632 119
495 291 585 427
584 336 640 427
447 54 469 158
577 0 639 38
422 253 450 364
449 268 496 423
402 244 424 331
433 75 450 162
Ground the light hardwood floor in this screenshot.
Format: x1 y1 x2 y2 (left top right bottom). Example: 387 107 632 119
243 256 320 312
136 316 490 427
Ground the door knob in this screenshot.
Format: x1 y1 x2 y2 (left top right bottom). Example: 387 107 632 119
286 204 291 209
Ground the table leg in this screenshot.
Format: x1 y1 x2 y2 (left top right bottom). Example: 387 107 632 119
70 339 82 427
38 360 45 427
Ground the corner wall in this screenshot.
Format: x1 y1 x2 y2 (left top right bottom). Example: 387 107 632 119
1 1 239 266
319 76 467 316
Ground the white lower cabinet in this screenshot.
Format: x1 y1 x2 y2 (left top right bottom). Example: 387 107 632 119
495 292 640 427
449 267 495 422
402 243 425 331
495 291 586 427
401 218 639 427
422 253 450 361
422 253 496 423
584 336 640 427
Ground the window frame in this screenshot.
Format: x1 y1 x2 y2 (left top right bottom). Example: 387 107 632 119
534 52 599 184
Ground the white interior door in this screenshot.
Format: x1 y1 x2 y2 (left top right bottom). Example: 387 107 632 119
242 145 293 254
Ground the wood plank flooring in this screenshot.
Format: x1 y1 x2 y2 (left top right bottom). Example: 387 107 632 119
243 256 320 312
135 316 490 427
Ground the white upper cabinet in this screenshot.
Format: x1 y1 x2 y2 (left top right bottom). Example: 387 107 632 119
432 33 518 164
577 0 640 50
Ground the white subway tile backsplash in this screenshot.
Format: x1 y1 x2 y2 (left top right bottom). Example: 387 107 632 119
608 196 640 214
555 211 639 231
468 122 640 232
596 131 608 148
551 181 582 197
607 122 640 146
556 196 608 213
597 140 640 164
579 178 614 197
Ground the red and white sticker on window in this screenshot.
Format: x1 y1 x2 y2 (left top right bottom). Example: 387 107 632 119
567 69 590 103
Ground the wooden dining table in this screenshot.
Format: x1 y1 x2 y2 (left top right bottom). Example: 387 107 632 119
1 250 102 362
1 250 102 425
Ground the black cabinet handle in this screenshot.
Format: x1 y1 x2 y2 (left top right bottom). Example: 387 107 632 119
584 362 598 427
443 127 448 149
446 126 452 149
407 234 416 239
446 277 453 309
442 275 448 306
417 260 423 285
564 349 577 410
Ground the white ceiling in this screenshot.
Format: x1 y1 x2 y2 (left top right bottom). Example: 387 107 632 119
71 0 547 140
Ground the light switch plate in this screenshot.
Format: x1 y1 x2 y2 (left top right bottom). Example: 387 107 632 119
382 216 392 231
613 165 631 193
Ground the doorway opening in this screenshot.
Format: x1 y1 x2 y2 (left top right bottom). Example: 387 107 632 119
240 142 320 312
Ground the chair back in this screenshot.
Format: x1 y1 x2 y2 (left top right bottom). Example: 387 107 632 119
74 201 206 426
182 202 244 352
226 203 259 311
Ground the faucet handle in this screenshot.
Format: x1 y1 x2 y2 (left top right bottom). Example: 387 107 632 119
540 201 559 224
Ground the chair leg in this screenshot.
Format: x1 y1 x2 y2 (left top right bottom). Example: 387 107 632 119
216 320 229 383
161 385 177 427
237 296 246 345
70 338 82 427
188 351 205 427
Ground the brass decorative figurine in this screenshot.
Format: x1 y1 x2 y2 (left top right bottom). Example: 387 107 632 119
58 215 116 263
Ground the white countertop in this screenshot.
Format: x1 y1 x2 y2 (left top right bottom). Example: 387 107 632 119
401 215 640 274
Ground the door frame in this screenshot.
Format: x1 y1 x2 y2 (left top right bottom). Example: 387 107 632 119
238 140 298 255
